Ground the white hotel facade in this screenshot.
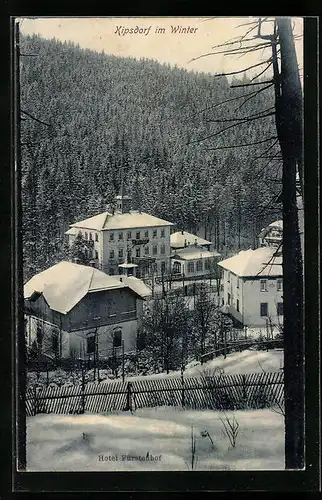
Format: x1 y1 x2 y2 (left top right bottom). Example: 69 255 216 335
65 194 174 278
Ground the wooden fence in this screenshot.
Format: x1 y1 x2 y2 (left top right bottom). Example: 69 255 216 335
26 371 284 416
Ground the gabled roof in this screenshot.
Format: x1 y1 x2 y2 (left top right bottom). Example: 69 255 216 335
66 210 174 232
217 247 282 277
259 220 283 238
24 261 148 314
172 246 220 261
119 275 152 298
170 231 212 248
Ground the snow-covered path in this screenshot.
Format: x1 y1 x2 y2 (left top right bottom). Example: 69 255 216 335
27 407 285 471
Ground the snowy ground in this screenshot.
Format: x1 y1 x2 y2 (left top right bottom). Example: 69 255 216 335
102 349 284 383
27 406 285 471
27 349 284 389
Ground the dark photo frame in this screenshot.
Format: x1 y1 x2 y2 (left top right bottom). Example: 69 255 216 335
1 8 320 495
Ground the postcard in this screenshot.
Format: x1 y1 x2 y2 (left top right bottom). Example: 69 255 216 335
11 15 319 488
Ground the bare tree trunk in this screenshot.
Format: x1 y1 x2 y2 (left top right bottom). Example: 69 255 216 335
276 18 304 470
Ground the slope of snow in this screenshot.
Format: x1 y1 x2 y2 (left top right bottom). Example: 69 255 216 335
27 407 284 471
100 349 284 383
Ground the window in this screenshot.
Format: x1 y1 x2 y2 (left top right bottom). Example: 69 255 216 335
110 232 114 241
144 246 149 255
260 279 267 292
136 231 140 239
118 232 123 241
127 231 132 240
113 329 122 348
152 244 158 255
89 232 93 240
118 248 123 259
236 299 240 312
95 233 98 242
160 244 165 255
228 292 231 305
160 228 165 238
220 283 224 292
173 261 181 274
87 335 95 354
161 261 166 274
222 298 224 306
188 262 194 273
196 260 203 272
95 250 98 259
260 302 268 316
109 249 114 259
144 230 149 238
153 229 157 238
227 271 230 282
277 302 283 316
236 278 239 289
136 248 141 258
277 279 283 292
84 232 88 240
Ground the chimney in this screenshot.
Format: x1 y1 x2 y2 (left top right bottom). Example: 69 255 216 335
181 230 184 235
120 277 123 282
73 257 80 264
184 239 187 247
195 238 197 246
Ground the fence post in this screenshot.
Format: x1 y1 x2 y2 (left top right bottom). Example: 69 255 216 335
81 364 85 414
242 374 247 408
181 370 185 408
33 385 38 416
126 382 133 413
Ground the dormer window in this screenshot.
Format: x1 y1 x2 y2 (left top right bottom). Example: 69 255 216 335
110 232 114 241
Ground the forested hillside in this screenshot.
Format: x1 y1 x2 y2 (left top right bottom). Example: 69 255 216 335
20 35 281 281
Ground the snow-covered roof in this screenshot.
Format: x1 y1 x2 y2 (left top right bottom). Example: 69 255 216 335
67 211 174 232
170 231 212 249
24 261 148 314
172 246 221 261
119 275 152 298
65 227 77 235
269 220 283 229
217 247 282 277
118 263 138 269
259 220 283 236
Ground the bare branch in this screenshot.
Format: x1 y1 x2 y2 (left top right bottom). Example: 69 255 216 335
21 110 51 127
230 81 273 88
209 42 272 56
189 113 275 144
250 140 280 165
206 136 278 151
234 85 274 112
206 109 275 123
187 88 272 118
250 61 273 81
206 60 273 78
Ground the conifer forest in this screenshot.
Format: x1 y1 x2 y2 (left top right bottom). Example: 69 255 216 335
20 35 281 281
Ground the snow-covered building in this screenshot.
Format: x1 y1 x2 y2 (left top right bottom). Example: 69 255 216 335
65 192 174 278
170 230 212 251
258 220 283 248
218 246 283 328
24 261 151 359
171 245 221 279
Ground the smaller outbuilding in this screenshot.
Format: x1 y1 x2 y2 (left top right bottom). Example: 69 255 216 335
24 261 151 360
